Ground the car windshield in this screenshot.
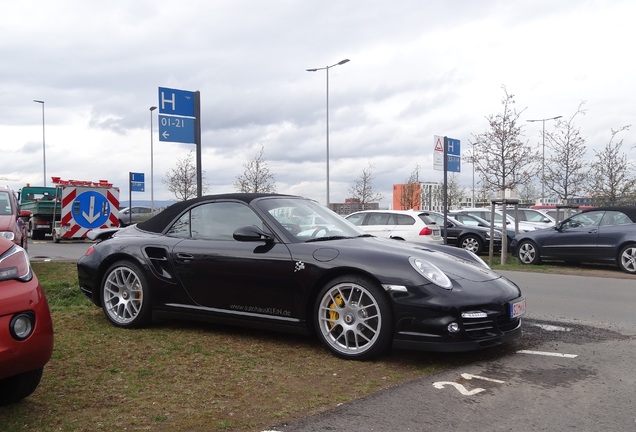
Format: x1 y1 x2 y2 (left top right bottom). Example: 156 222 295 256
256 197 365 242
0 191 12 215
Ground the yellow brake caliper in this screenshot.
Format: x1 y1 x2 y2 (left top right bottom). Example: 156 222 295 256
328 294 344 328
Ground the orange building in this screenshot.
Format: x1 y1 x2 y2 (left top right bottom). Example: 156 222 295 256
392 183 422 210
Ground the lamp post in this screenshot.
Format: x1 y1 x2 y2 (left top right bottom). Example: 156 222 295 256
306 58 350 207
149 106 157 211
33 100 46 186
527 115 562 204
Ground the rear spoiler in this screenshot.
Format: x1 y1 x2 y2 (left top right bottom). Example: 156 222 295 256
87 227 121 242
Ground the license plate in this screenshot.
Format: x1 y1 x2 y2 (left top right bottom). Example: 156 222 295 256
510 298 526 319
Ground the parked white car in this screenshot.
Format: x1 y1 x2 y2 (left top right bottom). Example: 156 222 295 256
345 210 444 244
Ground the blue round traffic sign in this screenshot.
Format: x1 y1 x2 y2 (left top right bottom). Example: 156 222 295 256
73 191 110 229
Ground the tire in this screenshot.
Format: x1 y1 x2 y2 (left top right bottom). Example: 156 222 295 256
101 261 152 328
314 275 392 360
460 234 483 255
516 240 540 265
0 368 43 406
618 243 636 274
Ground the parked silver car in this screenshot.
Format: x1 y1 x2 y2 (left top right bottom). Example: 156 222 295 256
118 206 161 226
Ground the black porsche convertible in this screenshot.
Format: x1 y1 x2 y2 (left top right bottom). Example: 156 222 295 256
77 193 525 360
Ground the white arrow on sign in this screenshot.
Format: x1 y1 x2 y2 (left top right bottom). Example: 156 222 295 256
82 196 101 223
162 131 170 139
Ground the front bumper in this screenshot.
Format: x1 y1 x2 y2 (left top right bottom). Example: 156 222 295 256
0 277 54 380
389 285 524 353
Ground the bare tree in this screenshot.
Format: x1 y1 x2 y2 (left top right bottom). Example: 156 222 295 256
516 181 540 205
348 162 382 207
544 103 590 203
446 173 466 209
470 87 539 199
234 145 277 193
399 164 421 210
164 151 208 201
588 126 636 205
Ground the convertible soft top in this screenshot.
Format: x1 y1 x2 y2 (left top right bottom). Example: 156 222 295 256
137 193 295 234
580 206 636 222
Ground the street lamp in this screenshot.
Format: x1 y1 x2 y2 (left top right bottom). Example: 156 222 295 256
33 100 46 186
527 115 562 204
149 106 157 211
306 58 350 207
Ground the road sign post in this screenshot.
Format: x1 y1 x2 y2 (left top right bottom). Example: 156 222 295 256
158 86 202 197
129 172 145 225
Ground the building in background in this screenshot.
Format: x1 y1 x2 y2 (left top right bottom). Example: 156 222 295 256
392 182 474 211
330 198 379 215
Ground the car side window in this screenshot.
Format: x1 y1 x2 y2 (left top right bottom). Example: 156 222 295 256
367 213 391 226
563 211 602 229
395 214 415 225
600 211 632 226
346 213 366 226
167 202 262 240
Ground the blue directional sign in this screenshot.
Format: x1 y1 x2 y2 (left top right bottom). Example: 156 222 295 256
72 191 110 229
446 138 461 173
158 87 195 117
130 172 145 192
158 115 196 144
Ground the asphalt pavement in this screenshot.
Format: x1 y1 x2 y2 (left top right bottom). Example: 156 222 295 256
268 270 636 432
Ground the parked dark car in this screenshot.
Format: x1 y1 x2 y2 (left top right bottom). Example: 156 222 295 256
78 194 524 360
511 206 636 274
450 211 516 245
420 211 503 255
0 187 30 251
0 237 54 405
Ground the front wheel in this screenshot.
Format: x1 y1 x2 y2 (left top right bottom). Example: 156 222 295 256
101 261 152 328
460 235 483 254
516 240 540 265
0 368 43 406
618 243 636 274
314 275 392 360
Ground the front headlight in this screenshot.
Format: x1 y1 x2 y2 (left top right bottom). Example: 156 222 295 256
0 244 32 282
0 231 15 241
409 256 453 290
485 230 503 239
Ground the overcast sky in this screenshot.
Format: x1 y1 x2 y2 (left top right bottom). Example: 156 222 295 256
2 0 635 206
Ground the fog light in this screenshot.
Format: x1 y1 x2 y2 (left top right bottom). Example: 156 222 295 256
10 313 34 341
447 322 460 333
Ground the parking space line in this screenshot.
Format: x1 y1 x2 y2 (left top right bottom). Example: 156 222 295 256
517 350 578 358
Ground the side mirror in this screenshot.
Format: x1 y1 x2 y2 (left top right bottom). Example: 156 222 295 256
233 225 274 242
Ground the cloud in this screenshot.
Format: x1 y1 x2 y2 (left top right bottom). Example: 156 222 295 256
1 0 634 207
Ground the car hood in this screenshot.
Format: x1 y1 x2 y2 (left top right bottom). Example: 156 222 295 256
337 237 505 284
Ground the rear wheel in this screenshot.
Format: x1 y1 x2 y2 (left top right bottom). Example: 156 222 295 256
101 261 152 328
618 244 636 274
517 240 540 265
314 275 392 360
460 234 483 254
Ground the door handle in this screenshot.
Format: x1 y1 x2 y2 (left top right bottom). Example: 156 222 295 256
176 252 195 262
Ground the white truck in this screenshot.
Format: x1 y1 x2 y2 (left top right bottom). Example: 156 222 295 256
49 177 120 243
